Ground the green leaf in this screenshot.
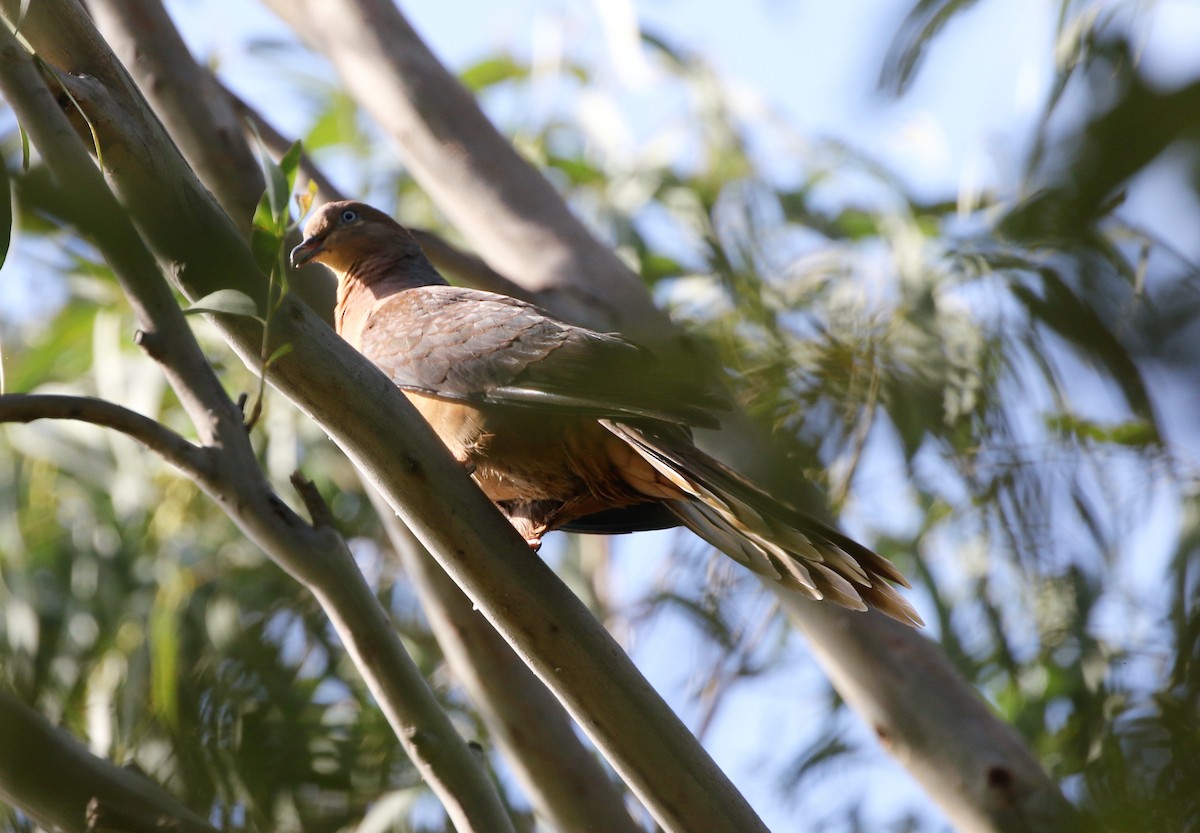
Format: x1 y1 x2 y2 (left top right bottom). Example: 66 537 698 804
879 0 984 96
547 156 605 186
278 140 303 198
182 289 264 323
51 65 105 170
255 146 291 236
149 571 190 727
639 252 684 283
249 225 279 277
263 342 293 369
1045 414 1158 448
304 91 363 153
18 123 30 172
0 155 11 273
831 208 880 240
460 55 528 91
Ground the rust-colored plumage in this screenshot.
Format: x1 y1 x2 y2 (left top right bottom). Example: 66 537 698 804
293 201 922 626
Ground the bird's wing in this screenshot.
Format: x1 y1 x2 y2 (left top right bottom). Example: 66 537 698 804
359 286 723 427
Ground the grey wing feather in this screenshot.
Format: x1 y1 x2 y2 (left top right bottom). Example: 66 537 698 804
360 286 723 427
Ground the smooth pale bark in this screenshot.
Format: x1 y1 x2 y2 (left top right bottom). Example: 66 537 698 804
369 490 647 833
789 598 1080 832
86 0 264 229
0 687 219 833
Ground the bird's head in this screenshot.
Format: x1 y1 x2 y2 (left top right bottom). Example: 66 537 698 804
290 200 409 275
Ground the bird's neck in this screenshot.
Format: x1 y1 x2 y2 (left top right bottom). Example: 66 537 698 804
333 253 446 349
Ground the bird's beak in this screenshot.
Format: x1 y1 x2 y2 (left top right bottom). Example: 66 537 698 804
290 237 324 268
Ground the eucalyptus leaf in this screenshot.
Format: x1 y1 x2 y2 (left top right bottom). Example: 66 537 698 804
255 144 291 236
0 156 11 273
459 55 528 91
182 289 264 323
263 342 293 369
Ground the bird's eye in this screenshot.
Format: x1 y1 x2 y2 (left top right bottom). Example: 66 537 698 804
340 209 359 224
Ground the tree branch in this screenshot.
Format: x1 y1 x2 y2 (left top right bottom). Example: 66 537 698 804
0 687 219 833
367 487 646 833
84 0 263 229
0 393 210 477
788 597 1080 832
2 5 770 832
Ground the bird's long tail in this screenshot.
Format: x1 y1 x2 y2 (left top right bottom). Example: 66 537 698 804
601 421 923 627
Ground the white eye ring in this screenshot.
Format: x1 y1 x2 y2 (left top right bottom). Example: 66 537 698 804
340 208 359 223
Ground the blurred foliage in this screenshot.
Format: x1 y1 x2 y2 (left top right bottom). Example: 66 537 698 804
1 0 1199 832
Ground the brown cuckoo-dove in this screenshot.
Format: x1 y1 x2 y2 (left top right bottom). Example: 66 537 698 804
292 200 922 626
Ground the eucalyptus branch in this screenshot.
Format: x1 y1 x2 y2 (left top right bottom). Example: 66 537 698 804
366 487 646 833
788 597 1082 833
0 393 211 478
0 687 219 833
85 0 263 228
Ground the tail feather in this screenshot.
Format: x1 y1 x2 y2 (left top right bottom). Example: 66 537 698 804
602 421 923 627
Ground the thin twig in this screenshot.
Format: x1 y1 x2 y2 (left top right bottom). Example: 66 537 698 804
291 470 334 529
0 393 211 477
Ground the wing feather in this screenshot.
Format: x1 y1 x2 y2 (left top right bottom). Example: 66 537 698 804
360 286 724 427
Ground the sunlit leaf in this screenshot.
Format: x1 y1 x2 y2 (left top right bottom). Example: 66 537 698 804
459 55 528 91
149 572 189 726
263 342 293 369
304 90 364 153
1046 414 1158 448
255 145 292 237
547 155 605 186
295 180 318 220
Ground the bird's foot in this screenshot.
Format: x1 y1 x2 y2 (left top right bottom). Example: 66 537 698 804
498 500 556 553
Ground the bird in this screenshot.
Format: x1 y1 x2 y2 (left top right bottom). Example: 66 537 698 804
291 200 922 627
